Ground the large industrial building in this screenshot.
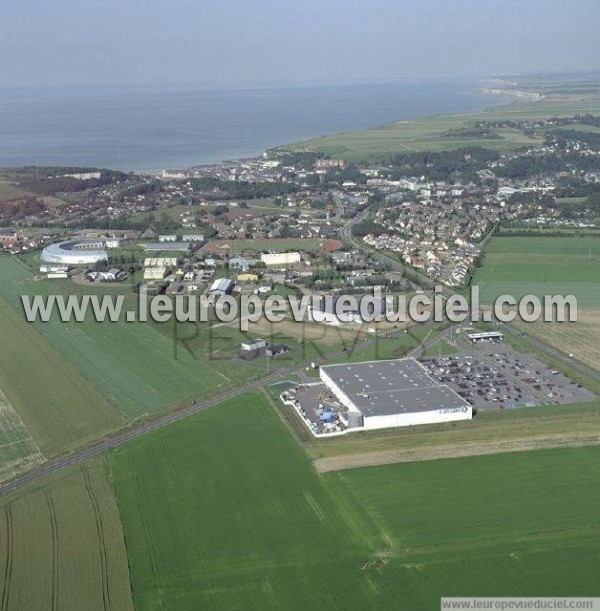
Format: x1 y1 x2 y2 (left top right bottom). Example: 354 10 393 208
41 240 108 265
310 295 388 326
320 358 472 430
260 252 301 266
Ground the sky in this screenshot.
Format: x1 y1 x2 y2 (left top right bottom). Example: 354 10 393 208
1 0 599 87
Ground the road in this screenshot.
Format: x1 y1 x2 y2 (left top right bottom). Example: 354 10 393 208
4 207 598 494
339 207 405 273
0 316 420 495
504 324 600 384
0 211 391 493
0 373 282 495
342 208 598 383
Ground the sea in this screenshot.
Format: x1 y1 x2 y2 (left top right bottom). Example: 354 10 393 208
0 79 511 172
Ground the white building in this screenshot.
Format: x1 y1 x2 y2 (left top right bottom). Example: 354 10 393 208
143 267 169 281
310 295 388 327
40 265 69 274
63 172 101 180
241 338 266 351
100 268 122 281
320 358 472 430
105 238 124 249
208 278 234 296
144 257 177 268
41 241 108 265
260 252 301 266
467 331 503 343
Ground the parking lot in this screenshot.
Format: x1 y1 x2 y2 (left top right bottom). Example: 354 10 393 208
420 342 595 411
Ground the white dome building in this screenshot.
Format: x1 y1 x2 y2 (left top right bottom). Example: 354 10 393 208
41 240 108 265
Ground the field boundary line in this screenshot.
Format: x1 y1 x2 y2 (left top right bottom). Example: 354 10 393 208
0 505 13 611
45 491 59 611
126 451 166 611
314 433 600 473
83 467 111 611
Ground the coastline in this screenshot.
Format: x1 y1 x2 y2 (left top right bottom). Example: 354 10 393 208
0 79 516 173
268 91 600 162
154 86 517 174
482 88 545 101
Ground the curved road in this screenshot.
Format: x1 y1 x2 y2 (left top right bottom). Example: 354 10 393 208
3 209 597 494
0 373 284 494
0 316 419 494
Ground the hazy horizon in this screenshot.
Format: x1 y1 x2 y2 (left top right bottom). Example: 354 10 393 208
1 0 599 87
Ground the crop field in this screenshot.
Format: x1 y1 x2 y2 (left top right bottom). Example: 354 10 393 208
0 457 134 611
278 97 600 160
0 296 123 458
514 309 600 373
0 388 44 483
474 236 600 308
0 179 33 202
0 256 266 419
112 392 374 611
323 447 600 597
112 392 600 610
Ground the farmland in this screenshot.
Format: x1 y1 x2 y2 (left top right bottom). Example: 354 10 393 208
277 96 600 161
0 295 123 459
474 235 600 308
112 391 600 610
0 457 134 611
0 256 267 419
0 180 33 202
112 392 373 611
323 447 600 596
514 309 600 373
0 388 44 483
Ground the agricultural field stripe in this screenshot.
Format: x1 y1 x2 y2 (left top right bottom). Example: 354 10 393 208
83 467 111 611
0 505 13 611
0 371 281 495
45 491 59 611
314 433 600 473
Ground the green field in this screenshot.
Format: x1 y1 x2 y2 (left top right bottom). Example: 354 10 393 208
0 457 134 611
0 256 266 419
474 236 600 308
112 392 600 610
324 448 600 595
0 296 123 459
277 97 600 161
0 179 32 201
0 388 44 483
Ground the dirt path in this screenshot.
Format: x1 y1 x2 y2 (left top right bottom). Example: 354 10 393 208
314 433 600 473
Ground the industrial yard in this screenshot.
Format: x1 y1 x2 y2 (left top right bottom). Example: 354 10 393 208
282 338 595 438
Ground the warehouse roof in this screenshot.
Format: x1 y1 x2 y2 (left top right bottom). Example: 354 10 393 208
321 358 469 416
208 278 234 294
144 257 177 268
